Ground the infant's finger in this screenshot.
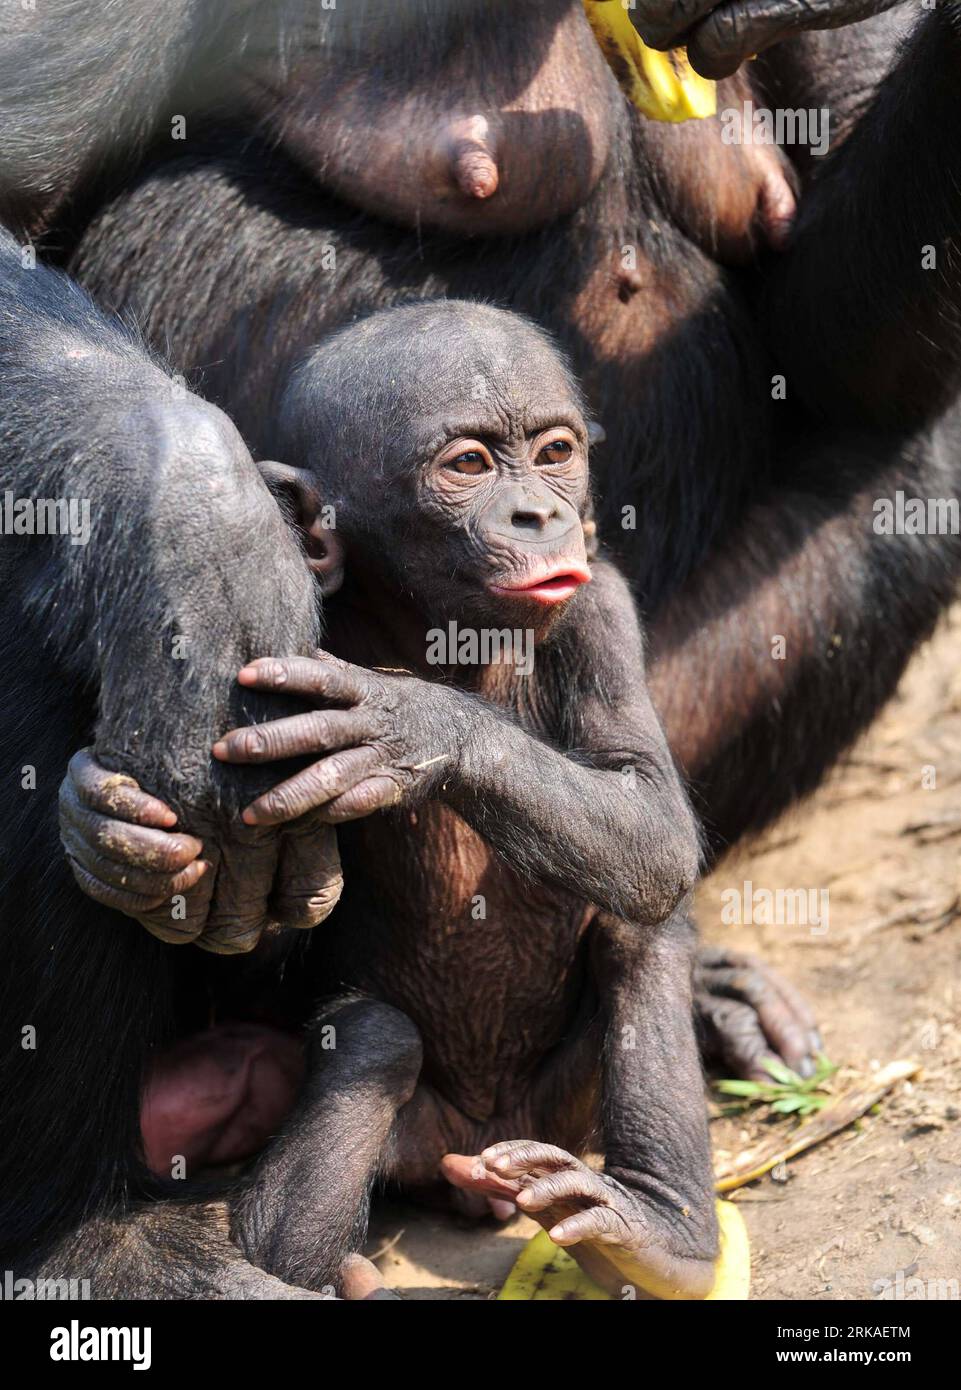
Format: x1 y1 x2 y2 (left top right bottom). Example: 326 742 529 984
213 708 378 764
242 748 384 827
236 654 370 704
316 776 403 824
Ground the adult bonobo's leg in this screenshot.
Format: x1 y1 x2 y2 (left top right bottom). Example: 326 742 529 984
232 998 423 1295
444 913 717 1300
0 233 338 1294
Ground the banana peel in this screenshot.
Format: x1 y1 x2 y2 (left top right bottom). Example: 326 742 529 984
583 0 716 123
498 1198 750 1301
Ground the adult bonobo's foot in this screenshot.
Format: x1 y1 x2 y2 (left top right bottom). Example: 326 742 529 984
694 946 822 1081
442 1143 717 1301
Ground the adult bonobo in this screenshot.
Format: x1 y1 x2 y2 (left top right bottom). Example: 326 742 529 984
72 0 958 1064
0 0 628 1298
0 0 955 1299
70 302 715 1299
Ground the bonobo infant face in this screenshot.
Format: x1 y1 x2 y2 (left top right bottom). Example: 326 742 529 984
275 300 593 636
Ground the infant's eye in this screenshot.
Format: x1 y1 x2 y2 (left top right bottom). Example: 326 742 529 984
538 439 574 465
446 450 490 475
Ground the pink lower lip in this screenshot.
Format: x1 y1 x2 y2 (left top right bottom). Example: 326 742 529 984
489 568 590 606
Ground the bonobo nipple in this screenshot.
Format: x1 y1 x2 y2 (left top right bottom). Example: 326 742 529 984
447 115 500 201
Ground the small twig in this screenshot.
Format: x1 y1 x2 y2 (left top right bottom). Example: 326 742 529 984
714 1060 920 1191
366 1228 406 1264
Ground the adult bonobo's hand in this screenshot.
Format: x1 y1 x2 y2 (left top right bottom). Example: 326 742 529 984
628 0 903 78
60 749 344 953
211 654 464 826
56 395 348 954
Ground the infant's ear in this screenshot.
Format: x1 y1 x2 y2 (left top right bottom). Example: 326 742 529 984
257 461 345 597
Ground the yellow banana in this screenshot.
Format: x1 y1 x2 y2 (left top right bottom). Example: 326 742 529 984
583 0 716 123
705 1197 752 1300
498 1198 750 1301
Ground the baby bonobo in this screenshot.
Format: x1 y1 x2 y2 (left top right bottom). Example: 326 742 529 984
73 302 714 1298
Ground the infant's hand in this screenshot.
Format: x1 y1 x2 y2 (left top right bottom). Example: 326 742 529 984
213 652 463 826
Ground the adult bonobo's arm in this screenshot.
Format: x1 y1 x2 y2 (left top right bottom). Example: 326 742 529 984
649 424 961 852
0 233 341 951
214 562 701 927
761 5 961 428
627 0 904 79
647 7 961 850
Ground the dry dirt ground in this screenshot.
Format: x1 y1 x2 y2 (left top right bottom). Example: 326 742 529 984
366 608 961 1300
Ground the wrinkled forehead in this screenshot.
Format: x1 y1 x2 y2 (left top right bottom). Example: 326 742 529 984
385 329 582 444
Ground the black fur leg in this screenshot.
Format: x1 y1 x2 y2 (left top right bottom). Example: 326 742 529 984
232 997 422 1295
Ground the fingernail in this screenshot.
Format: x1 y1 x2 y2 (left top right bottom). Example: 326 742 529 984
211 741 227 758
810 1030 824 1053
516 1189 532 1206
471 1161 485 1181
798 1056 815 1079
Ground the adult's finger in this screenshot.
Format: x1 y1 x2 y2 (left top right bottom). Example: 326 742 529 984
60 794 203 872
195 832 278 955
686 0 901 79
317 775 403 824
627 0 721 54
67 747 178 827
62 839 209 903
270 820 344 928
66 851 212 945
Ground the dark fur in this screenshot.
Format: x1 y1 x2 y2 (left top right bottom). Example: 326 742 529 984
2 0 961 1297
226 303 713 1293
73 8 961 851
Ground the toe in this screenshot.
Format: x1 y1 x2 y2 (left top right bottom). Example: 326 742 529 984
515 1165 609 1214
480 1140 576 1176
